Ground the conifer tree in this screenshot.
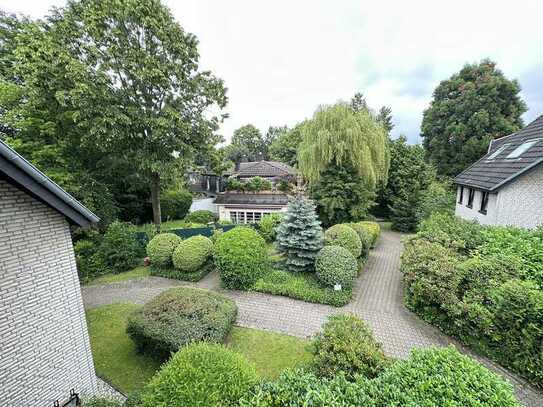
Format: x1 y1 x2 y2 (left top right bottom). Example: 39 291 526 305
276 195 324 272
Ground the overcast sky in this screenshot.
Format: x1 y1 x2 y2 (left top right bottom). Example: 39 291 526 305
2 0 542 144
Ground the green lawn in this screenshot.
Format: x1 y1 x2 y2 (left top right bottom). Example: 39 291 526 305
86 303 312 394
86 266 150 286
226 326 311 378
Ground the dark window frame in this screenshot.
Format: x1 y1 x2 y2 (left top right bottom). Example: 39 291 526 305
479 191 489 215
458 186 464 204
467 188 475 208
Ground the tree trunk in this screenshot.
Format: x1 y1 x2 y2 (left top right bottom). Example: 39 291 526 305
150 172 161 232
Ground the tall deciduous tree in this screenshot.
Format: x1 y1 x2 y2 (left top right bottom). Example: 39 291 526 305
421 60 526 176
268 122 304 166
46 0 227 228
231 124 265 161
298 103 389 225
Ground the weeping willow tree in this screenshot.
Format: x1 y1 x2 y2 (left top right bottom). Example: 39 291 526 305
298 103 390 225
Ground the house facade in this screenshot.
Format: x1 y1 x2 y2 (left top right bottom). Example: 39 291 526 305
214 160 295 223
454 115 543 229
0 140 99 406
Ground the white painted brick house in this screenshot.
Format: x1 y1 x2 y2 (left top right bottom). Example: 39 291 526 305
454 115 543 229
0 140 99 406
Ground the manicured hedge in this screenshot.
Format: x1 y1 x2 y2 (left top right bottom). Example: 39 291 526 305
242 347 519 406
310 314 389 380
184 210 218 224
172 235 213 273
146 233 181 268
141 342 257 407
214 227 268 290
126 287 237 359
358 221 380 247
345 223 372 258
315 246 358 289
253 269 352 307
401 214 543 387
160 189 192 222
324 224 362 258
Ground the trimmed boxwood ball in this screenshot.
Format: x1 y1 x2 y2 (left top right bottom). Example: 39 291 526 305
345 223 372 258
146 233 181 267
126 287 237 359
213 227 268 290
324 224 362 258
172 235 213 273
358 221 380 247
141 342 257 407
315 246 358 288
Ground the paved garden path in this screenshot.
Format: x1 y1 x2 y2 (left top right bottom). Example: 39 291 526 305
82 228 542 406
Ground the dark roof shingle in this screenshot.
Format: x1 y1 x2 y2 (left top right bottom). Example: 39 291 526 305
454 115 543 191
229 161 296 178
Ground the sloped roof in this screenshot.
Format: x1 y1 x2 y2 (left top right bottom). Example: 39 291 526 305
454 115 543 191
214 192 288 206
229 161 296 178
0 139 100 227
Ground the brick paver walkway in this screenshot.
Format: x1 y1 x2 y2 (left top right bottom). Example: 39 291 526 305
82 228 542 406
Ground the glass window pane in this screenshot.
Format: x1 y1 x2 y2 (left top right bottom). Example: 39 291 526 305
487 143 510 160
506 139 542 158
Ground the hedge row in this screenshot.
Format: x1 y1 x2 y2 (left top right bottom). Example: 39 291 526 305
401 213 543 387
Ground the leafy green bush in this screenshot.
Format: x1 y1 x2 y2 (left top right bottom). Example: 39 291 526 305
358 221 380 247
416 179 455 221
75 238 101 281
401 238 463 328
243 347 519 406
126 287 237 359
315 246 358 289
362 346 519 406
94 221 142 274
324 224 362 258
246 176 272 192
240 369 368 406
214 227 268 290
253 269 352 307
82 397 123 407
417 212 485 254
141 342 257 407
225 178 245 191
258 213 283 242
184 210 217 224
146 233 181 267
172 235 213 273
160 189 192 221
479 226 543 287
345 223 372 257
310 314 389 380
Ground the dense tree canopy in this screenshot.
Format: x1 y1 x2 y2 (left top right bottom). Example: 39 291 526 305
229 124 265 161
1 1 227 228
421 60 526 176
298 103 389 188
268 123 304 167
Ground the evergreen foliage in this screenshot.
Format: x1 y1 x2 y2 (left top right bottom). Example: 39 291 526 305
324 224 362 258
310 163 375 227
421 60 526 176
276 196 324 272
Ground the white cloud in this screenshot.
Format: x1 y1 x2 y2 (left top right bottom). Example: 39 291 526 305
2 0 542 144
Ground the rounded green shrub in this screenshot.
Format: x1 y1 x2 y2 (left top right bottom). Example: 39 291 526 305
310 314 389 380
94 221 142 274
141 342 257 407
315 246 358 288
146 233 182 267
160 189 192 221
184 210 218 224
324 224 362 258
214 227 268 290
258 213 283 242
126 287 237 359
358 221 380 247
172 235 213 273
345 223 372 258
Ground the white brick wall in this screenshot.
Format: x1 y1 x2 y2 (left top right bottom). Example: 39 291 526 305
0 179 97 406
455 164 543 229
